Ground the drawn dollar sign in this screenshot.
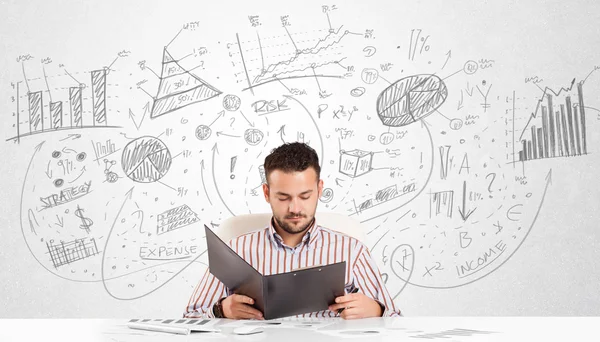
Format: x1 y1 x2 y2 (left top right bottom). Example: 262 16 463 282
75 205 93 233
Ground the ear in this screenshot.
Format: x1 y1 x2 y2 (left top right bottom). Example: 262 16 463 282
317 179 324 198
262 183 270 203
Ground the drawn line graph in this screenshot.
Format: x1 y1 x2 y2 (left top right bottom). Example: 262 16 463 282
230 25 360 92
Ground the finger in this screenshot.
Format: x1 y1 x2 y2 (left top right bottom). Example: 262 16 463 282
328 302 351 311
237 305 264 319
232 294 255 305
335 293 362 304
340 307 361 320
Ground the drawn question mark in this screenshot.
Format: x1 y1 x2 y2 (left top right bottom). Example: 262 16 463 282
485 172 496 193
229 117 235 127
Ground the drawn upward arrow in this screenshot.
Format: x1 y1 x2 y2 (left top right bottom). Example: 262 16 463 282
209 111 225 127
457 180 477 221
442 50 452 69
128 102 150 130
277 125 287 143
200 159 213 206
212 143 235 217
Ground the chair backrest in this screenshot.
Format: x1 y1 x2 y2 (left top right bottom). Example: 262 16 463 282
217 212 367 244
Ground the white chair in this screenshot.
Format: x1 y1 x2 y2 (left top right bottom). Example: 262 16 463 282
217 212 367 244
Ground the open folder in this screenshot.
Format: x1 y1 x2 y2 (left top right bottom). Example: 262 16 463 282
204 224 345 319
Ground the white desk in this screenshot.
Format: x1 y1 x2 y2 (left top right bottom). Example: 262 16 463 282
0 317 598 342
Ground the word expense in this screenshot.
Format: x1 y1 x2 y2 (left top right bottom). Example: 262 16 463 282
139 244 198 260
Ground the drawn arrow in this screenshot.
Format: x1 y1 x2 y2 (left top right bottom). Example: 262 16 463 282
62 147 77 154
239 110 255 127
54 215 64 228
457 180 477 222
59 134 81 141
45 160 52 178
457 89 464 110
200 159 213 206
209 111 225 127
128 102 150 130
210 221 220 228
277 125 287 143
465 82 474 96
442 50 452 69
216 131 241 138
212 143 235 216
335 177 345 187
545 168 553 185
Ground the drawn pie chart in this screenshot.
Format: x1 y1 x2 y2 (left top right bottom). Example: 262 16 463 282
376 74 448 127
121 136 172 183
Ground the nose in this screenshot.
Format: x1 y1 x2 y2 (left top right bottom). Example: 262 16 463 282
289 198 302 214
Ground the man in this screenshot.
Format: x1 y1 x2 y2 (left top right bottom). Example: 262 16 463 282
184 142 401 319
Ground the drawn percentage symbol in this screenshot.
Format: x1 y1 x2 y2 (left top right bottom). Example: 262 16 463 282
419 35 430 54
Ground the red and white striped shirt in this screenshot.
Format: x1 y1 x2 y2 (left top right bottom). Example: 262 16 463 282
184 218 401 318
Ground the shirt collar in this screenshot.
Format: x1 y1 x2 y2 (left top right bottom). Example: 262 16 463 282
268 216 322 249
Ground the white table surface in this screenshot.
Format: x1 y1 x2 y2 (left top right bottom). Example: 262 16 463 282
0 317 598 342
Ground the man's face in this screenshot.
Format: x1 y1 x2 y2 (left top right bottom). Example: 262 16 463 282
262 167 323 236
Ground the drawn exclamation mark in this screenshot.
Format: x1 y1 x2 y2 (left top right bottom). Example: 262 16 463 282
420 152 423 169
230 156 237 179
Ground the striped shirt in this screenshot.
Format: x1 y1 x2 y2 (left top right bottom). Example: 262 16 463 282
184 218 401 318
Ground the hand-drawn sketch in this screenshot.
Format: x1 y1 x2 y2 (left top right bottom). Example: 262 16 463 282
7 61 121 143
121 136 172 183
149 48 222 118
6 2 599 316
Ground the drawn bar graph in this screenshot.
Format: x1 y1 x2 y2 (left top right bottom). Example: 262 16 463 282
69 86 83 127
28 91 43 133
50 101 63 129
518 82 588 161
91 69 107 125
7 68 120 142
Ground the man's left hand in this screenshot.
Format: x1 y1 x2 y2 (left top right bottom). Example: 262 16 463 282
328 293 383 319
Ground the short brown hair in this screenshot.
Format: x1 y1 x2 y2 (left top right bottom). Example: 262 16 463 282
263 142 320 183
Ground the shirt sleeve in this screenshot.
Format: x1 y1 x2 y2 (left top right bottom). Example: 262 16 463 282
183 267 229 318
350 242 402 317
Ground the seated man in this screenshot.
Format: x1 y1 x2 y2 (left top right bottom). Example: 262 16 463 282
184 142 401 319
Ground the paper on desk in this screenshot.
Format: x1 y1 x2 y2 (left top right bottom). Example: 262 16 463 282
219 317 338 330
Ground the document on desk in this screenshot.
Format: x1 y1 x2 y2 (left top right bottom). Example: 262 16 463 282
127 318 221 335
205 225 346 320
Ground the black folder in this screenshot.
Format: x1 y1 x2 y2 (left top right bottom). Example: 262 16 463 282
204 224 345 319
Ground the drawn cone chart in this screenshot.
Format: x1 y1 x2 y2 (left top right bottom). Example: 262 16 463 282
19 139 123 282
121 136 172 183
376 74 448 127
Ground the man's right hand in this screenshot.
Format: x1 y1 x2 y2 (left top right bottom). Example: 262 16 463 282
221 294 264 320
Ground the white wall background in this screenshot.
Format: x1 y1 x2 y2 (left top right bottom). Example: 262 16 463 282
1 0 599 318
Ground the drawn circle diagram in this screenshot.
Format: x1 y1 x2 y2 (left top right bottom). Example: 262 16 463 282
195 124 212 140
223 94 241 111
244 129 264 146
376 74 448 127
320 188 334 203
121 136 172 183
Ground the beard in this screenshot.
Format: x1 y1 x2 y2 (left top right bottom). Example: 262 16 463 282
273 213 315 235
